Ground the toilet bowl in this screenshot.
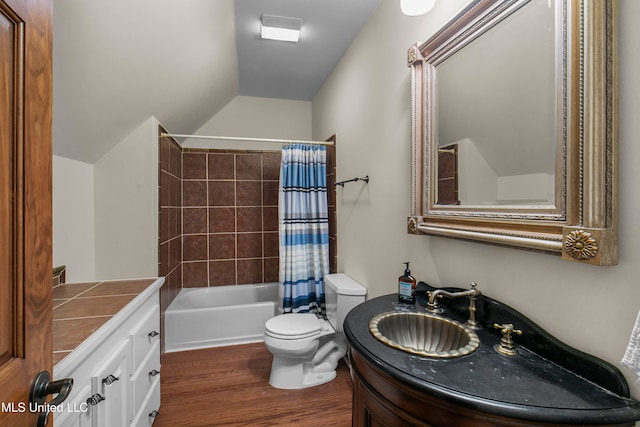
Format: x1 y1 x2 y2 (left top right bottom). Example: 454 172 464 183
264 274 367 389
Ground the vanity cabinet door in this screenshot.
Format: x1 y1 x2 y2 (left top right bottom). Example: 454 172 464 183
352 370 433 427
54 384 93 427
130 340 160 419
130 305 160 369
90 339 130 427
130 377 160 427
129 303 161 424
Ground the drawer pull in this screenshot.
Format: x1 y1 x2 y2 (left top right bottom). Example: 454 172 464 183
148 330 159 338
149 369 160 377
86 393 106 406
149 410 159 419
102 374 119 385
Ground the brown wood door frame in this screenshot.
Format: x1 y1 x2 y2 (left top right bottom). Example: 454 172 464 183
0 0 52 425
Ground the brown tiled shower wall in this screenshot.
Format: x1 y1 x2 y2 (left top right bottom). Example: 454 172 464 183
180 148 282 287
158 131 182 353
158 129 337 316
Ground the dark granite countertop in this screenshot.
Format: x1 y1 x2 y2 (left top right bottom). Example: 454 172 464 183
344 289 640 425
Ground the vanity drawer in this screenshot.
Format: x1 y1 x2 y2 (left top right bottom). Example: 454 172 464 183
129 304 160 369
130 376 160 427
130 340 160 418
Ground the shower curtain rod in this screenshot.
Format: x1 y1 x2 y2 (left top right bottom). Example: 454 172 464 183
160 132 334 146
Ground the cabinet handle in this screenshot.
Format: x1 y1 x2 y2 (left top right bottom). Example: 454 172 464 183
102 374 119 385
149 369 160 377
86 393 106 406
149 410 160 419
148 330 159 338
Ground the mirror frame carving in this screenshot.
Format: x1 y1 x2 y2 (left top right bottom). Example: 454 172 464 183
407 0 618 265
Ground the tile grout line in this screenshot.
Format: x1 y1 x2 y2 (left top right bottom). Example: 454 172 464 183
53 314 113 322
52 281 105 310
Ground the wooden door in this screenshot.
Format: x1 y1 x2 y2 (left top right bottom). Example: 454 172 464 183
0 0 53 425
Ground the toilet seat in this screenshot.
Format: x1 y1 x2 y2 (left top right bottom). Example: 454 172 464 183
265 313 326 340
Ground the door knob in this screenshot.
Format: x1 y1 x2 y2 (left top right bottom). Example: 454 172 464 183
29 371 74 427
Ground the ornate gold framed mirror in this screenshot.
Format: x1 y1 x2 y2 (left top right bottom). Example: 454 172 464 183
407 0 617 265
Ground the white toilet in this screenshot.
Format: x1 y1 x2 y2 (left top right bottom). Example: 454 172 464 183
264 273 367 389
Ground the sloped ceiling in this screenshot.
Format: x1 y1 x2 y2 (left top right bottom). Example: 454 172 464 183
53 0 238 163
53 0 381 164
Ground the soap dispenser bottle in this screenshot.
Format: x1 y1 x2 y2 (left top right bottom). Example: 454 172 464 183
398 261 416 304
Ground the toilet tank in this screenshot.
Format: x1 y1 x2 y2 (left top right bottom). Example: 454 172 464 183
325 274 367 332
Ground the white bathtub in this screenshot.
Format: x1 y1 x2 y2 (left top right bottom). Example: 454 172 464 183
165 283 279 353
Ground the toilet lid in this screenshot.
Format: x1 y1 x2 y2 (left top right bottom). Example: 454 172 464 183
265 313 321 339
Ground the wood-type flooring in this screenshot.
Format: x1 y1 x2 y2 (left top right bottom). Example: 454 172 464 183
154 342 353 427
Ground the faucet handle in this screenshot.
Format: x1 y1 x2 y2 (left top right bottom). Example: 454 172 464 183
493 323 522 357
426 291 444 313
494 322 521 334
467 282 481 297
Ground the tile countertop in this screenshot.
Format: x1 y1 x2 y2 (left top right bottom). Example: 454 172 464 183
53 278 160 366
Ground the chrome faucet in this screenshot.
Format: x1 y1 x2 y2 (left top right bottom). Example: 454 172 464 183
426 282 481 330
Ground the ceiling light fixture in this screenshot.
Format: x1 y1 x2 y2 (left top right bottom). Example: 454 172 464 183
401 0 436 16
261 14 302 43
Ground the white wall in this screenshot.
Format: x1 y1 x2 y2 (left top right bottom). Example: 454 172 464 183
497 173 554 204
52 155 96 282
53 0 238 163
94 116 159 279
457 138 497 204
54 96 311 283
313 0 640 399
436 0 556 178
182 95 313 150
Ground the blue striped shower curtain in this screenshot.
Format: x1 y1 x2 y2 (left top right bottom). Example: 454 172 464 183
279 144 329 314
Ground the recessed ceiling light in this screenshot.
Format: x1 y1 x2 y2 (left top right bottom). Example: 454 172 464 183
261 14 302 43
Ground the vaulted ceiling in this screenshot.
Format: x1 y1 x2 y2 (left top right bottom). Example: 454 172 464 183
53 0 381 163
